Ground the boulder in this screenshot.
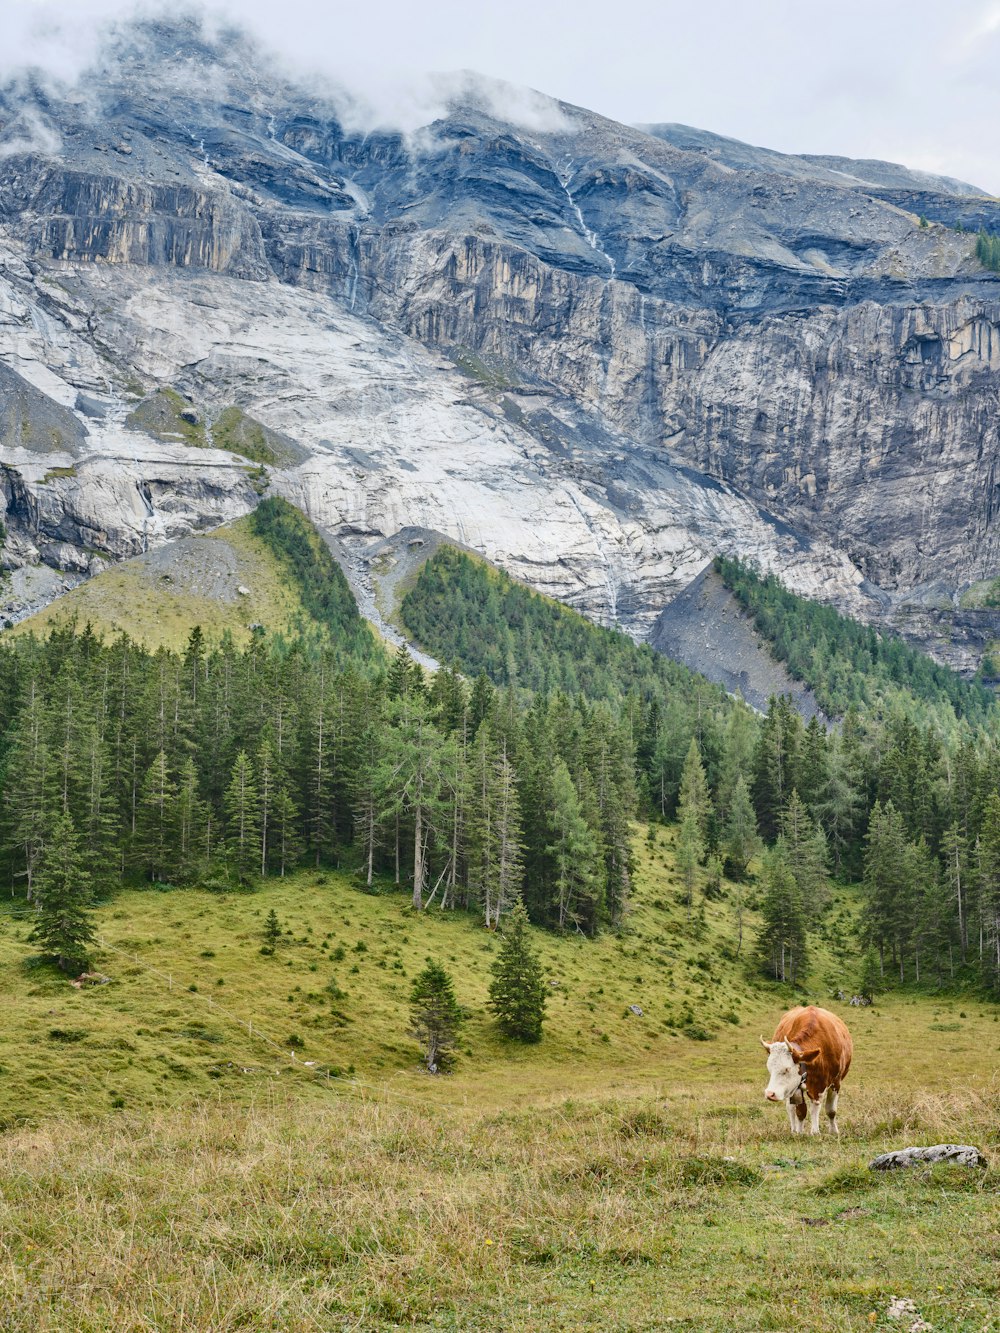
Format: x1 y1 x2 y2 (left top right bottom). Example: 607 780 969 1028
868 1144 986 1171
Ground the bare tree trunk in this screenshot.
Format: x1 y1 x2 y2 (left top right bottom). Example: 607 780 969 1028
412 803 424 909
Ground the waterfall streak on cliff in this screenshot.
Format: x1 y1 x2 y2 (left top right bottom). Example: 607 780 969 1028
557 159 616 277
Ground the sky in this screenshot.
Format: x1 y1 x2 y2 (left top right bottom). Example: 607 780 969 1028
4 0 1000 192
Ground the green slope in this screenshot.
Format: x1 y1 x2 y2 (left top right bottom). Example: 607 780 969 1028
10 517 306 651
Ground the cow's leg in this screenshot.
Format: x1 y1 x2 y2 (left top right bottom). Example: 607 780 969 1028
786 1099 800 1134
824 1087 840 1137
804 1096 822 1136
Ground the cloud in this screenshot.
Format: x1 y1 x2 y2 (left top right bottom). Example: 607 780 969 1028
1 0 999 191
0 106 62 160
1 1 137 85
328 70 568 137
0 1 569 145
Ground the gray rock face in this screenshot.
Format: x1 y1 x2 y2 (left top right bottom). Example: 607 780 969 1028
2 13 1000 664
650 566 825 717
0 363 87 456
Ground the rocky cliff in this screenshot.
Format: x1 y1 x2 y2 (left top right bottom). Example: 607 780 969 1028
2 14 999 666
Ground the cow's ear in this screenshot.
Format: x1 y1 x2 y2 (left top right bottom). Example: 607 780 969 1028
759 1036 773 1051
796 1047 820 1064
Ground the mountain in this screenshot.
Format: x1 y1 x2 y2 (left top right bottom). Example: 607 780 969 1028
3 14 1000 669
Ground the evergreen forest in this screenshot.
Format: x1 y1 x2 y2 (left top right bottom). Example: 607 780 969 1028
3 510 1000 998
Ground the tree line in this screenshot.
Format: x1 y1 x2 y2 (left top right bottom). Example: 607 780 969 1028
403 547 1000 995
716 555 995 727
5 518 1000 998
0 622 637 960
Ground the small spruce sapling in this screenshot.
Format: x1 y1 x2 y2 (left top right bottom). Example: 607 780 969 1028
261 907 282 954
859 948 881 1003
28 812 96 974
488 898 546 1042
409 959 463 1072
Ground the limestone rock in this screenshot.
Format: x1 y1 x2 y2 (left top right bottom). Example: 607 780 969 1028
868 1144 986 1170
1 13 1000 668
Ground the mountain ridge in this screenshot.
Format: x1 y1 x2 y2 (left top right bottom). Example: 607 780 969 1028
2 13 1000 672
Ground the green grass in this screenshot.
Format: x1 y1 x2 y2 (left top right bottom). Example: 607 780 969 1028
448 347 522 391
960 576 1000 610
125 387 207 447
1 828 998 1329
9 518 307 651
210 406 305 467
36 465 78 484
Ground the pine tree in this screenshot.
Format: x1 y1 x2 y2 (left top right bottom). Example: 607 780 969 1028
386 644 416 700
28 812 95 973
409 959 463 1072
3 679 52 897
262 907 282 950
351 718 386 888
546 759 600 933
859 948 881 1002
778 789 830 916
385 696 450 910
224 750 260 883
488 899 547 1041
941 823 970 966
676 807 702 918
135 749 176 882
978 792 1000 990
755 845 807 983
678 737 711 843
256 740 277 879
270 781 303 877
861 800 910 976
469 730 525 928
721 773 760 879
174 755 207 883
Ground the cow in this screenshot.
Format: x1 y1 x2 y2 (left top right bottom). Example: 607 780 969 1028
760 1005 852 1136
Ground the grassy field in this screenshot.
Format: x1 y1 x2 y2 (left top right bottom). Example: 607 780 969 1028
1 829 998 1330
10 518 306 651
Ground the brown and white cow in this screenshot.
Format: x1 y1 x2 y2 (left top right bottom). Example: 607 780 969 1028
760 1005 852 1136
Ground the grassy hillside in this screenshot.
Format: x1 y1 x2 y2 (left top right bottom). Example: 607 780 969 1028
9 499 375 658
1 827 998 1329
10 517 305 651
1 826 799 1124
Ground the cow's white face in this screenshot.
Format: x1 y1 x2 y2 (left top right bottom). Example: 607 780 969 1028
761 1039 801 1102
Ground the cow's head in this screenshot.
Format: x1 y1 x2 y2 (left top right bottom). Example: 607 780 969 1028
759 1036 818 1102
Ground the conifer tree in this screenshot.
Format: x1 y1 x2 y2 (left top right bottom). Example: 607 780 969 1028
386 644 416 700
721 773 761 879
676 807 702 919
469 730 525 927
488 899 546 1041
409 959 463 1072
941 823 970 966
778 790 830 916
262 907 282 949
861 800 910 975
756 845 807 983
859 947 881 1002
546 759 600 933
136 749 176 882
3 680 52 896
678 738 711 843
270 780 303 877
28 812 95 973
256 740 277 878
978 792 1000 989
352 719 386 888
224 750 260 883
174 755 207 882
